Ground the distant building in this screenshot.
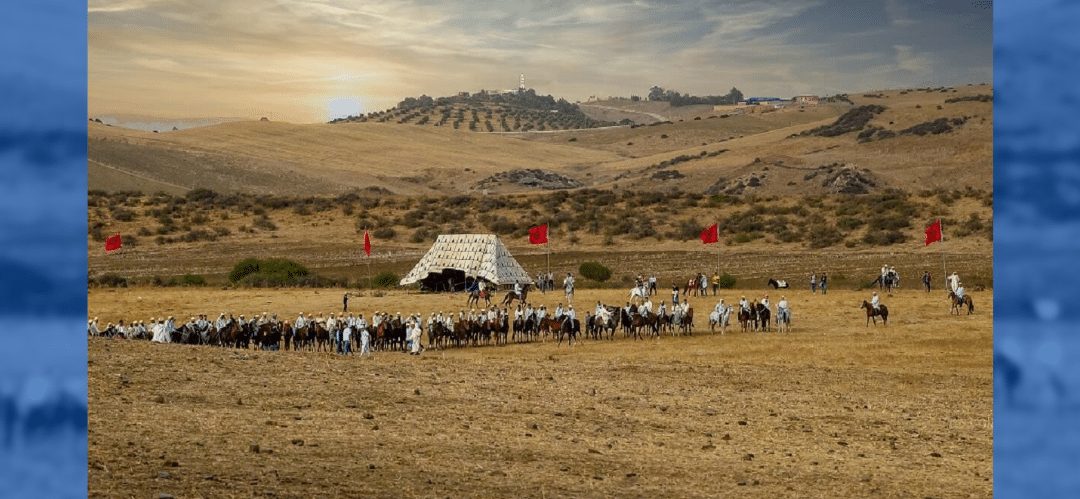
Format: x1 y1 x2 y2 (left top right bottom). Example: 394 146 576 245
794 95 819 106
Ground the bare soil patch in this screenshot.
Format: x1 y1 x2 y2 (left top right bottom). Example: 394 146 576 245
88 287 992 498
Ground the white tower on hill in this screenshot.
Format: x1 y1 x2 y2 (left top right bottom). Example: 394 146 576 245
520 74 525 92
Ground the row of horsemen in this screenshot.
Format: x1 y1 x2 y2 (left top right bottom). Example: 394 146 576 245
86 290 796 353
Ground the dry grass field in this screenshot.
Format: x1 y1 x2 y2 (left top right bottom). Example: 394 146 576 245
88 287 992 499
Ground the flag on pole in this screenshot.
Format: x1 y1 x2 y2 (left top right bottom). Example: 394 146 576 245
364 231 371 256
700 223 718 244
105 234 122 251
924 220 942 246
529 225 548 244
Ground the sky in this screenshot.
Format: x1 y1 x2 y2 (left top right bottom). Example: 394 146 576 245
88 0 993 124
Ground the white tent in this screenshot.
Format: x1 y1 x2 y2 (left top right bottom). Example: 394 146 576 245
399 234 535 289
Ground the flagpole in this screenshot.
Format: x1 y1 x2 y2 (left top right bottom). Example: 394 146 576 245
940 220 947 293
716 220 721 277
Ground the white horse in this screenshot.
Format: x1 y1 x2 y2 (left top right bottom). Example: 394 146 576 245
709 305 732 334
629 286 649 305
775 306 792 333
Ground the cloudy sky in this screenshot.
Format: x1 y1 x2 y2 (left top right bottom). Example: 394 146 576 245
88 0 992 124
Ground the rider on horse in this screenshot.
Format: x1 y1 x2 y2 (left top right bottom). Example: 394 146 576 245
776 295 790 323
871 292 880 311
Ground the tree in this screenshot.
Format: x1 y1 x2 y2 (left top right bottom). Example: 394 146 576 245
725 87 744 104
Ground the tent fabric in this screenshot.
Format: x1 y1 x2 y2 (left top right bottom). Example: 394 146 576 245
399 234 535 288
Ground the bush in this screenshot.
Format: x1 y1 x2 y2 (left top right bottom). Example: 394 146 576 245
179 274 208 286
373 227 396 239
716 273 737 289
229 258 262 283
96 273 128 288
373 271 399 288
579 262 612 282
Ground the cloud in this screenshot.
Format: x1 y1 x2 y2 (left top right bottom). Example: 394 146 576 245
88 0 993 122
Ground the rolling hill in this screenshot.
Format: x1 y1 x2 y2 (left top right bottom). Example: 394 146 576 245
88 84 992 198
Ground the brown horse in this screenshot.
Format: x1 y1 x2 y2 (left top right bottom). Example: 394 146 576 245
861 301 888 327
501 287 529 307
737 308 752 332
949 292 974 315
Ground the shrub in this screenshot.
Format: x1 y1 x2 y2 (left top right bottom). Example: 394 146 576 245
229 258 262 283
373 227 396 239
579 262 612 282
96 273 128 288
806 225 844 249
253 215 277 231
179 274 208 286
716 273 737 289
373 271 399 288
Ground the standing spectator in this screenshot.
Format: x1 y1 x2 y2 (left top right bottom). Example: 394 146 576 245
409 322 423 355
343 292 349 312
671 284 680 306
563 273 575 306
711 272 720 296
359 320 372 357
820 273 828 295
922 271 932 293
948 272 960 293
700 273 709 296
341 323 353 355
810 272 817 294
649 275 657 295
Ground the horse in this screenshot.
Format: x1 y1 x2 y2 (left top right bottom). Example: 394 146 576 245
775 307 791 333
629 286 649 305
755 304 770 332
501 287 529 307
709 305 732 334
949 291 974 315
860 301 888 327
872 272 900 292
557 318 579 347
737 307 752 332
767 279 789 289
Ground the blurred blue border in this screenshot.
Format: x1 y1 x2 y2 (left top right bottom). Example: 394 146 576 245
994 0 1080 497
0 1 88 497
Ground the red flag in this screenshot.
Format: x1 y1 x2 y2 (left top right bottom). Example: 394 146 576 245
924 220 942 246
364 231 371 256
529 225 548 244
700 223 718 244
104 234 122 251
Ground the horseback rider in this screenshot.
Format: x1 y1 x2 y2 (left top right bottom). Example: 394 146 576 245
514 281 523 299
739 295 750 313
777 295 790 323
564 305 576 326
955 282 966 302
671 284 680 305
871 291 881 312
948 272 960 293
